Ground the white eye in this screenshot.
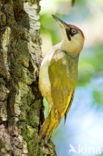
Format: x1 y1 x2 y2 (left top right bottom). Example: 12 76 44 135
71 28 77 34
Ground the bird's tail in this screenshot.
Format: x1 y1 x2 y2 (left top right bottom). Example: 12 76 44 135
39 107 60 144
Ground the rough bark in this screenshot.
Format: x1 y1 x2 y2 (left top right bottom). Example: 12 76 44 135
0 0 56 155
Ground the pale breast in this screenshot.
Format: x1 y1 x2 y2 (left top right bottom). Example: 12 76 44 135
39 49 55 106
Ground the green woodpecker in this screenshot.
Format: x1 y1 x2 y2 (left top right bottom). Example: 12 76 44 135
39 15 85 143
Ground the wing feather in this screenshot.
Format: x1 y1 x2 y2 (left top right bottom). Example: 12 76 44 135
64 91 74 122
48 50 75 119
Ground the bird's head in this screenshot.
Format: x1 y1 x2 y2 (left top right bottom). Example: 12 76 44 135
52 15 85 55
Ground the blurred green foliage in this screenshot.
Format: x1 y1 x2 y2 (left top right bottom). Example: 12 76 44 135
40 14 60 44
78 44 103 85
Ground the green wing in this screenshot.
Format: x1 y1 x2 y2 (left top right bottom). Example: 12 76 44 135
48 50 76 119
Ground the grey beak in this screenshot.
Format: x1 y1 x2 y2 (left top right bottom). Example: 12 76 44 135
52 15 68 27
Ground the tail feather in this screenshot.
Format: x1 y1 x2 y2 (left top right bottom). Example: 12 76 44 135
39 112 51 140
39 107 61 143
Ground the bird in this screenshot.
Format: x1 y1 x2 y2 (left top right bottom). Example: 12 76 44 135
39 15 85 144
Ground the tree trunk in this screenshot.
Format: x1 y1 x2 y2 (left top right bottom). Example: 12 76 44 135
0 0 56 155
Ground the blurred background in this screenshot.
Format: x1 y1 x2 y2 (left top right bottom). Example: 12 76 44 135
40 0 103 155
